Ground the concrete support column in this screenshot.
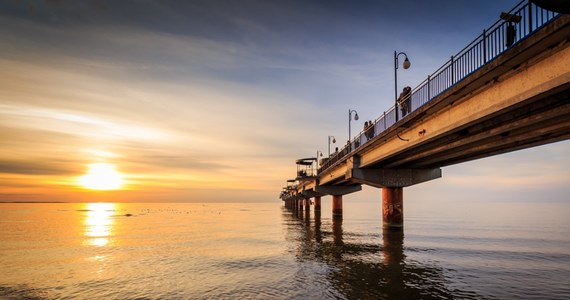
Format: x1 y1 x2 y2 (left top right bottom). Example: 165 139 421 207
332 195 343 217
332 216 343 246
382 228 404 266
314 196 321 212
298 199 303 211
304 198 311 211
382 187 403 228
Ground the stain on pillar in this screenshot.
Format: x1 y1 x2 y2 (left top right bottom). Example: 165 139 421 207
382 187 403 228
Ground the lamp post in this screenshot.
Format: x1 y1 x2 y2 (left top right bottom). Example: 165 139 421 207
328 136 336 156
348 109 359 143
394 51 411 122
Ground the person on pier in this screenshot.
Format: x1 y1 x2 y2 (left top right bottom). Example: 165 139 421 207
365 120 374 140
398 86 412 117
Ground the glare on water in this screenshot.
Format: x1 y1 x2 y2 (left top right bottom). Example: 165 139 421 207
84 203 116 247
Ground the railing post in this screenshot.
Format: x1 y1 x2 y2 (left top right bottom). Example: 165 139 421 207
482 29 487 64
427 75 431 101
528 0 533 34
450 55 455 85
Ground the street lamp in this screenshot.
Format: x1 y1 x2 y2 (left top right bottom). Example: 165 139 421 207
328 135 336 156
348 109 359 143
394 51 411 122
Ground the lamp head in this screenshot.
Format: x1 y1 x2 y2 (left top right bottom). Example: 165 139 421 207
333 137 336 143
354 113 359 121
403 57 411 69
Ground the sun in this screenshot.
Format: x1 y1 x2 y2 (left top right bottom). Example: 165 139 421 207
78 163 124 190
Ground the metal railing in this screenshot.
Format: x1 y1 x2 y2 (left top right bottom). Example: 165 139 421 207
318 0 559 174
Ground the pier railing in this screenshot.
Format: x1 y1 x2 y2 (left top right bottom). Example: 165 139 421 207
318 0 559 174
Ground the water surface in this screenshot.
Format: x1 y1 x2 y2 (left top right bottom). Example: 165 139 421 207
0 201 569 299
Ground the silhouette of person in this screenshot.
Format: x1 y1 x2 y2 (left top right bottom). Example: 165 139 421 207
398 86 412 117
365 120 374 140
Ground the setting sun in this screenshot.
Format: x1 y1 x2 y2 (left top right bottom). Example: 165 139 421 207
78 163 124 190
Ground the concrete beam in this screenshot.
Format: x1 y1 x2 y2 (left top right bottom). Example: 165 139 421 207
345 155 442 187
383 93 570 168
301 190 325 198
319 162 348 186
346 168 442 188
314 185 362 196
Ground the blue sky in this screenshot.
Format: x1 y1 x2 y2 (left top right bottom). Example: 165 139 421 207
0 0 568 203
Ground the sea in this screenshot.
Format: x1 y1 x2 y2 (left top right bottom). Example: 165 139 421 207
1 200 569 300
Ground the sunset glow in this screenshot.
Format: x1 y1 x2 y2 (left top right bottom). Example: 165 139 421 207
0 0 568 203
78 163 124 191
84 202 116 247
1 1 568 299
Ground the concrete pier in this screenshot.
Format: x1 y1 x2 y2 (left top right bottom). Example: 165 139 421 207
382 187 403 229
314 196 321 212
281 11 569 231
332 195 343 217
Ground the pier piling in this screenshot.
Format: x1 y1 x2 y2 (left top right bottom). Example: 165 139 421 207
332 195 343 217
382 187 403 228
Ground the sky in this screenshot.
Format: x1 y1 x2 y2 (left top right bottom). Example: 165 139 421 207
1 0 569 203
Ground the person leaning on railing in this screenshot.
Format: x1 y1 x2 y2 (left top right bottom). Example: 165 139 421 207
398 86 412 117
365 120 374 140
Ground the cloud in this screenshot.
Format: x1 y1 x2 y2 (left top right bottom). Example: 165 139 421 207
0 160 78 175
0 0 566 202
124 154 234 173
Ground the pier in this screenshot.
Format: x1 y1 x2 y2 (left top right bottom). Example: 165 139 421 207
280 1 570 229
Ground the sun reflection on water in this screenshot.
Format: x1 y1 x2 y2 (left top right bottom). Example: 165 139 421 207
84 203 115 247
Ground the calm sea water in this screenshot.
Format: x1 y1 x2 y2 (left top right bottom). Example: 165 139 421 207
1 200 569 299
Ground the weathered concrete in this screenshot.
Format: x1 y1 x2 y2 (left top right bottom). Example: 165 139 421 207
314 185 361 196
345 155 441 187
347 168 442 188
382 187 403 228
